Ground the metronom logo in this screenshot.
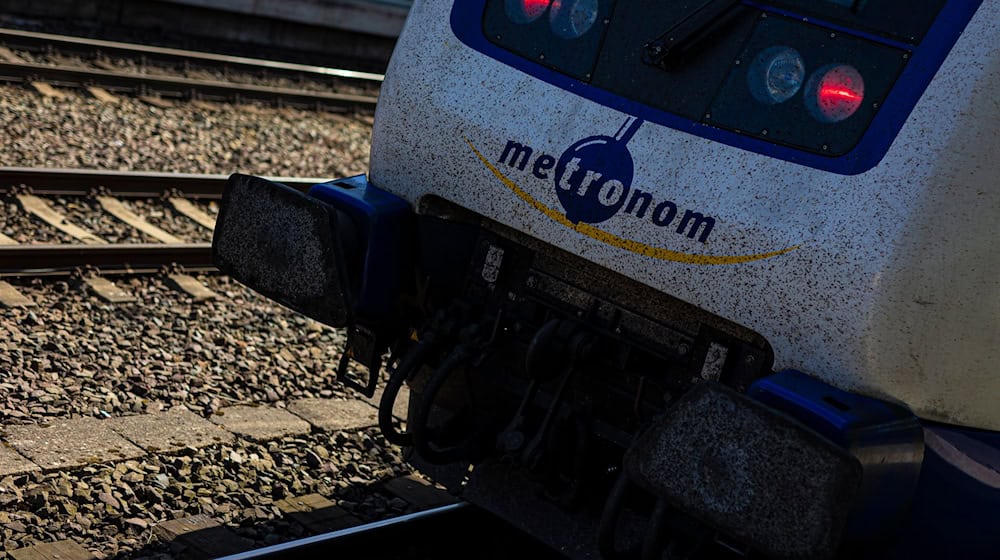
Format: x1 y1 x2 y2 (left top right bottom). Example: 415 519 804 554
496 118 716 243
466 117 799 265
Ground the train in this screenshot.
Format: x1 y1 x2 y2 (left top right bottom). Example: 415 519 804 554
211 0 1000 558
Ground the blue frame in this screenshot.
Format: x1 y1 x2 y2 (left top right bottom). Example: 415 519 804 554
307 175 412 321
450 0 983 175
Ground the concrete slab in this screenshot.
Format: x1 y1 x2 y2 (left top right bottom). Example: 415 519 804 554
85 86 119 103
275 493 361 533
154 514 253 557
9 539 97 560
286 398 378 432
210 405 311 440
0 46 26 63
0 281 35 308
82 276 136 304
0 444 40 476
384 474 459 509
108 408 234 453
16 194 106 244
29 81 67 99
165 274 218 302
6 418 145 470
97 196 185 244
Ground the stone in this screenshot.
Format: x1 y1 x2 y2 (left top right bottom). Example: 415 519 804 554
286 398 378 433
107 408 235 452
210 405 311 441
6 418 145 470
0 445 39 476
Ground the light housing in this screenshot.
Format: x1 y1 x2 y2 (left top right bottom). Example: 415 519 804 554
505 0 550 23
549 0 600 39
805 64 866 123
747 46 805 105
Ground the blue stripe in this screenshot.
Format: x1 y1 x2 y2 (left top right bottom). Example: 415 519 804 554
741 0 918 51
450 0 984 175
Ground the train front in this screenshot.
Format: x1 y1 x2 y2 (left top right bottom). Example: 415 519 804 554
211 1 1000 558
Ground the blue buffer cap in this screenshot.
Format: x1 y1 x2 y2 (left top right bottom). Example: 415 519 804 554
308 175 412 321
748 370 924 544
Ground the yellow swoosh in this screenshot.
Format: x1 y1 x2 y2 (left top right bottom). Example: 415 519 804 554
467 139 799 266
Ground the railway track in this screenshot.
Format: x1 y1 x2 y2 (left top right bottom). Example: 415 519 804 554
0 168 326 304
0 28 381 111
218 502 562 560
0 168 462 558
0 168 322 275
0 28 385 85
0 167 320 199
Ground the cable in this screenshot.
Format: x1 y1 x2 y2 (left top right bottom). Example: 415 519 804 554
409 343 477 464
378 335 435 446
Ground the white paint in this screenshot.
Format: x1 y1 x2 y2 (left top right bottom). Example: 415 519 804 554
370 1 1000 430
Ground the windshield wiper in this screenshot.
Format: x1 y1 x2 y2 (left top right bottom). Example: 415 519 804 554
644 0 751 69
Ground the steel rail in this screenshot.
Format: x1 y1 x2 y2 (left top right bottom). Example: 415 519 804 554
0 27 384 84
0 243 214 277
0 168 327 199
216 503 471 560
0 61 378 110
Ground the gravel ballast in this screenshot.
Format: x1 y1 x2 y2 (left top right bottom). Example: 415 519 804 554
0 80 424 558
0 275 359 423
0 84 371 177
0 428 410 557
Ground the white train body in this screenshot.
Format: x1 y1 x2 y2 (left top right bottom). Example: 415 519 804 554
213 1 1000 556
371 0 1000 431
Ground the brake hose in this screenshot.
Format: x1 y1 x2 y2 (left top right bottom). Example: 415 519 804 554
378 334 436 446
410 342 478 464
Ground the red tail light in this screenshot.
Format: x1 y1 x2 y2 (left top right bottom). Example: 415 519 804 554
805 64 865 123
505 0 551 23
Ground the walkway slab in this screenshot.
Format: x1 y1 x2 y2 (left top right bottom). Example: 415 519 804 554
210 405 311 440
108 408 234 453
287 398 378 432
153 514 252 557
9 539 97 560
0 444 39 476
275 493 361 533
6 417 145 470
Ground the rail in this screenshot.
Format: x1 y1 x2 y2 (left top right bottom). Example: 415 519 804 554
0 27 384 83
0 168 325 199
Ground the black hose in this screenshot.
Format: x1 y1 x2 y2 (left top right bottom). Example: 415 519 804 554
524 317 562 380
410 344 477 464
378 338 434 446
597 470 631 560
